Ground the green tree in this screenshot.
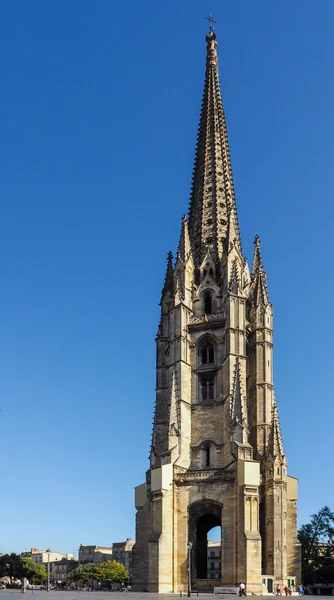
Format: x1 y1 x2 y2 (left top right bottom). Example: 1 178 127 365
298 506 334 584
315 555 334 584
94 560 129 586
0 554 46 584
21 558 47 584
0 553 25 582
70 563 96 586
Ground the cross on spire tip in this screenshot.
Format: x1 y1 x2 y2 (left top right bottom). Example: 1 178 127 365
205 14 217 35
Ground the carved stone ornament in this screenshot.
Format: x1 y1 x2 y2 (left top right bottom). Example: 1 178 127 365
175 469 235 485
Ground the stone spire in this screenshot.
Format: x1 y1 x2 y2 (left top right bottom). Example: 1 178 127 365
251 235 270 306
177 215 192 263
267 399 285 460
188 30 241 266
160 251 174 301
230 357 249 444
168 369 180 443
252 234 265 276
230 357 248 426
134 25 301 594
225 205 242 256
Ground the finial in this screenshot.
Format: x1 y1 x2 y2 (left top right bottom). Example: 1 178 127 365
205 14 217 35
161 251 174 302
205 15 218 64
251 234 266 279
177 215 192 263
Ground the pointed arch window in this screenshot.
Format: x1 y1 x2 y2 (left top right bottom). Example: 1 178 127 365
204 292 212 314
197 336 218 404
201 341 214 365
199 375 214 402
200 441 215 468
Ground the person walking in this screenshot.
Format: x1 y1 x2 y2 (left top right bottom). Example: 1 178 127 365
239 583 246 596
276 584 282 596
288 586 292 596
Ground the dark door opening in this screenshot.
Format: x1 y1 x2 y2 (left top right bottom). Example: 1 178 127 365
196 515 220 579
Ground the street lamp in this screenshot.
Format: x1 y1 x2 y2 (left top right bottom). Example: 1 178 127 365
46 549 51 592
187 541 193 598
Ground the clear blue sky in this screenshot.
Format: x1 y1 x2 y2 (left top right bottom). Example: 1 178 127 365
0 0 333 555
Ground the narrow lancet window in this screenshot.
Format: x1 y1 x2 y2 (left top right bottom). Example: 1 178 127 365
197 337 217 404
204 292 212 314
201 342 214 364
200 375 214 402
200 442 215 469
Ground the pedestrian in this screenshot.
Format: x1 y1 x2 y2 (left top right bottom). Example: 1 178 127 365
288 586 292 596
284 586 289 596
298 585 304 596
239 583 246 596
276 584 282 596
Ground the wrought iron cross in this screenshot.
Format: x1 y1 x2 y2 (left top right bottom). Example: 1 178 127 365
205 14 217 34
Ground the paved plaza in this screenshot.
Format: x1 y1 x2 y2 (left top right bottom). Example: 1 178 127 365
0 594 204 600
0 591 329 600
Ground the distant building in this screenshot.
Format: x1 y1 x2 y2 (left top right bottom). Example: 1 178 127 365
21 548 39 558
21 549 74 564
52 558 78 587
78 544 113 565
112 539 135 577
207 541 221 580
21 549 37 558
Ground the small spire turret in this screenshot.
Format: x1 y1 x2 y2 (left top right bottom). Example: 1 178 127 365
250 235 270 306
252 235 265 276
225 206 242 256
177 215 192 263
230 358 249 445
230 358 247 425
161 251 174 301
168 370 181 445
267 399 285 460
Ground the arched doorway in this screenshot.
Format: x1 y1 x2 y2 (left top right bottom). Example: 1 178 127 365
188 500 222 582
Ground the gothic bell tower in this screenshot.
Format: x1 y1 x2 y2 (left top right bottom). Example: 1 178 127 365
132 27 301 594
